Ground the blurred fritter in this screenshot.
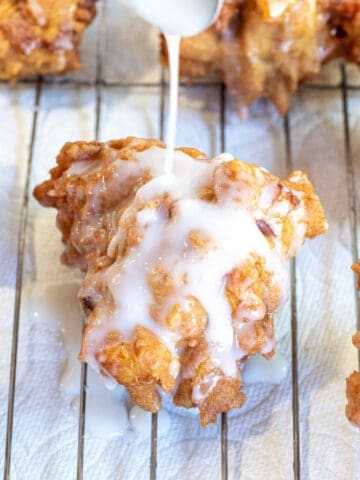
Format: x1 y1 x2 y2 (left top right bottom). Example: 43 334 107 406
346 262 360 428
161 0 360 114
0 0 96 80
346 332 360 427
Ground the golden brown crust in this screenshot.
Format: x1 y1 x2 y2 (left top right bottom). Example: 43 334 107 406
34 137 164 270
328 0 360 63
198 378 246 426
92 326 176 392
285 171 328 239
214 0 243 31
34 136 327 425
352 332 360 350
352 260 360 290
346 258 360 428
161 0 360 114
0 0 96 80
174 369 246 426
346 329 360 427
346 371 360 427
126 383 161 413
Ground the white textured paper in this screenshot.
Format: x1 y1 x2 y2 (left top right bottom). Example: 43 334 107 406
1 1 360 478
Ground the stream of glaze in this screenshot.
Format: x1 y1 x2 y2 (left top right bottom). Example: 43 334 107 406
164 34 181 177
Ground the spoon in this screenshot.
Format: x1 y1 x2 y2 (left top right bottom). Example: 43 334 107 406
125 0 224 176
127 0 224 37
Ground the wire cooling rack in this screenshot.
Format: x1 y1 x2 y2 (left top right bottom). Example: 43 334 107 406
2 1 360 479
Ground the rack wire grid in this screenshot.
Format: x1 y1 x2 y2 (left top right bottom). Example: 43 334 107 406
1 1 360 479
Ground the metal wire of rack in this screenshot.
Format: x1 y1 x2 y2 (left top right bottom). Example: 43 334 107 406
2 1 360 479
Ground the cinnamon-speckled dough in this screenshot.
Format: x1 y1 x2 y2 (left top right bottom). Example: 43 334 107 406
0 0 96 80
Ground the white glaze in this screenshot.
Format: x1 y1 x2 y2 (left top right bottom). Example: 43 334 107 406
66 158 103 176
268 0 293 18
192 373 222 403
81 147 298 392
164 34 180 177
129 0 223 177
23 281 83 396
129 406 170 436
22 282 129 439
85 369 129 439
128 0 223 37
242 351 288 385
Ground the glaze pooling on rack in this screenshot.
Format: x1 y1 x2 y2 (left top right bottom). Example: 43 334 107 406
242 350 288 384
21 281 131 439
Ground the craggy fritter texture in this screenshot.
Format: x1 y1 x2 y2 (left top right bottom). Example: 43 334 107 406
346 261 360 428
352 259 360 289
352 331 360 350
0 0 96 80
34 137 327 426
346 332 360 427
346 371 360 426
161 0 360 114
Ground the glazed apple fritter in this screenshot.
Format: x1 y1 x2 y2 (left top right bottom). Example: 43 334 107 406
0 0 96 80
34 137 327 425
161 0 360 114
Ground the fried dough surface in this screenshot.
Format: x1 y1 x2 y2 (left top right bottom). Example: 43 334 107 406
34 136 327 425
161 0 360 114
0 0 96 80
345 261 360 428
346 261 360 428
352 260 360 290
346 370 360 427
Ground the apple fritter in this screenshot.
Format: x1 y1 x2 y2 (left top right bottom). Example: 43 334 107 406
0 0 96 80
34 136 327 425
161 0 360 115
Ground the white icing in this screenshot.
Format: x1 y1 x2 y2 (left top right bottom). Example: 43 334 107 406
242 351 288 384
213 153 234 163
23 281 83 396
129 406 170 436
28 0 47 26
127 0 224 37
22 282 129 439
164 34 180 177
128 0 223 177
81 147 303 398
268 1 292 18
84 369 129 439
66 159 103 176
192 373 222 403
137 147 212 196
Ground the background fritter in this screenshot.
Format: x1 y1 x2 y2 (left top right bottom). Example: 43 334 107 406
161 0 360 114
0 0 96 80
